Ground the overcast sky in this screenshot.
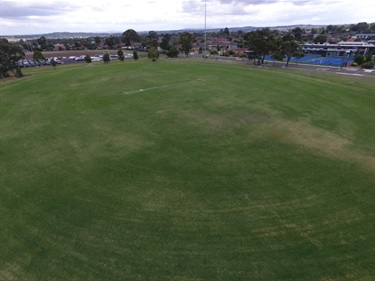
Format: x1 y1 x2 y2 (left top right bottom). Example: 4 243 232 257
1 0 374 35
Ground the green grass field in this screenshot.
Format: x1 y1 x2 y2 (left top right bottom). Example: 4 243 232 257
1 59 374 281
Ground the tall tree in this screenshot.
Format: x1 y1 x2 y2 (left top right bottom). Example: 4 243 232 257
223 27 230 37
122 29 141 46
311 28 318 34
326 25 338 33
148 31 158 41
179 32 194 57
37 36 47 50
145 31 158 48
313 34 327 44
272 34 304 67
291 27 303 41
351 22 369 33
244 28 278 64
160 34 171 51
0 38 25 78
105 36 120 49
270 37 284 63
281 40 303 67
141 37 157 49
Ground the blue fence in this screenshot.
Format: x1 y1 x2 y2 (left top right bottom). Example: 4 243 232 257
264 55 354 67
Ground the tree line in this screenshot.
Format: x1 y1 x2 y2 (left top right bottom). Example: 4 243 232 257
0 30 196 78
2 22 375 78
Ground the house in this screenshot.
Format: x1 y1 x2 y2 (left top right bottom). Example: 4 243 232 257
53 43 65 51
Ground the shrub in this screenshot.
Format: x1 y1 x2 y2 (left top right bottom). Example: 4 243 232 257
84 54 92 63
117 50 125 61
147 47 159 61
351 62 358 67
361 61 374 69
354 54 365 65
133 51 139 61
102 53 110 63
166 47 179 58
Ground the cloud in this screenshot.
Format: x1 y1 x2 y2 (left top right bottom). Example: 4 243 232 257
218 0 278 4
1 0 373 36
1 1 79 18
216 0 332 6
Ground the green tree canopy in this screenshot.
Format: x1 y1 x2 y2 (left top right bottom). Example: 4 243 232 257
105 36 120 49
0 38 25 78
84 54 92 63
37 36 47 50
122 29 141 46
103 52 110 63
271 35 304 67
223 27 230 37
179 32 194 57
147 47 159 61
33 50 45 61
141 37 158 49
160 34 171 51
166 46 179 58
244 28 279 64
133 50 139 61
291 27 303 41
148 31 158 41
117 49 125 61
281 39 303 67
350 22 370 33
313 34 328 44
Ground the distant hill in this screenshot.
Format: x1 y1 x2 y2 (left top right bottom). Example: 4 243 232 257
3 24 330 39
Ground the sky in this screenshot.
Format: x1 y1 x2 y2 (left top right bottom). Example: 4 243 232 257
1 0 374 36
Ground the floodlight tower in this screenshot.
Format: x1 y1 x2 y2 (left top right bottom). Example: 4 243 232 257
204 0 207 62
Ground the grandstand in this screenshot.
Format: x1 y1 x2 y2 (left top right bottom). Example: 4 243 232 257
301 41 374 57
261 41 375 67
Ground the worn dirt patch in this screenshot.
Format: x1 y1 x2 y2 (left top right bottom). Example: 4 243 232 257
263 119 375 172
182 110 271 135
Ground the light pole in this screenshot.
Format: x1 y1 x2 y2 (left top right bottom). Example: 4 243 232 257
204 0 207 62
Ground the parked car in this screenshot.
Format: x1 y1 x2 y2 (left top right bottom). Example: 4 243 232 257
74 55 86 61
91 57 101 62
